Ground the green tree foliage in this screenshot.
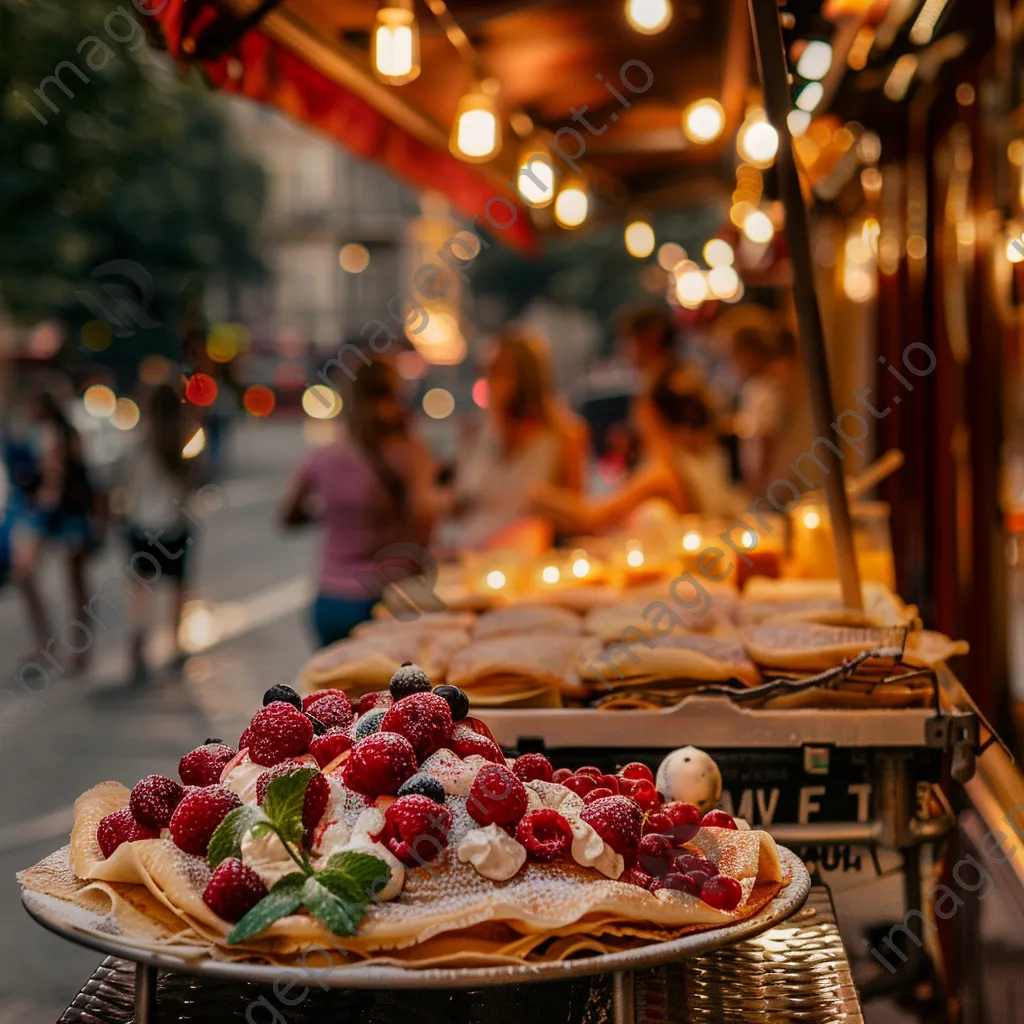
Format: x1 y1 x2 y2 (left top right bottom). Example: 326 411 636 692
0 0 265 358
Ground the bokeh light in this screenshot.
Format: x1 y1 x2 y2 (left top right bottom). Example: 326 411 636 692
83 384 116 418
625 0 672 34
302 385 342 419
742 210 775 244
422 387 455 419
657 243 686 270
703 239 735 268
139 354 172 385
625 220 656 259
111 397 140 431
182 427 206 459
554 183 588 229
396 349 428 380
81 320 112 352
339 243 370 274
682 99 724 144
185 373 218 407
472 378 489 408
243 385 276 418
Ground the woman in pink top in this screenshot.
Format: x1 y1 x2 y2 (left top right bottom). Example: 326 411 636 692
279 359 436 647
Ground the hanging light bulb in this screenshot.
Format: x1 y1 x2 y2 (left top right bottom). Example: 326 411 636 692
450 80 502 163
515 146 556 208
737 108 779 169
682 98 725 144
625 219 655 258
372 1 420 85
554 180 588 229
625 0 672 34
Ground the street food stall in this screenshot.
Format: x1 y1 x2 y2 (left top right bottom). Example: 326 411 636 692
20 0 1024 1021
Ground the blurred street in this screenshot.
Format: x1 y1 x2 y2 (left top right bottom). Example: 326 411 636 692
0 419 315 1023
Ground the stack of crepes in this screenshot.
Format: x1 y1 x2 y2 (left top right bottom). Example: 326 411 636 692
20 758 788 969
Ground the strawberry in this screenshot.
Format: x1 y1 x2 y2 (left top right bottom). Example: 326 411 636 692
179 743 236 787
372 794 452 866
304 692 354 730
467 763 528 828
461 716 498 745
701 874 742 911
515 809 573 861
302 688 350 712
450 724 504 763
511 753 553 784
309 727 352 768
551 768 573 784
168 786 242 856
129 775 185 829
618 762 655 785
701 809 737 831
663 802 702 845
255 762 329 830
357 691 393 716
580 795 643 868
380 691 452 759
248 701 314 766
238 727 254 752
202 857 267 922
96 808 158 858
342 732 418 796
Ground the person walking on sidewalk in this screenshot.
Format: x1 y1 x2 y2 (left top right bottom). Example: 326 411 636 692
116 385 196 683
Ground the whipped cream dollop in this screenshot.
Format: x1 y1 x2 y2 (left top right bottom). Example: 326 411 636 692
457 824 527 881
221 758 265 805
240 830 298 888
569 819 624 879
527 780 585 817
316 807 404 901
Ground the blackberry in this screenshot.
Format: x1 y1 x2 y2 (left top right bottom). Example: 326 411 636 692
389 663 432 701
433 685 470 722
262 684 302 710
354 708 387 740
397 772 446 804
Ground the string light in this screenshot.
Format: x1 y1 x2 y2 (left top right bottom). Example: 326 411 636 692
514 147 556 208
909 0 951 45
625 219 655 258
682 99 725 143
451 81 501 162
554 180 588 228
625 0 672 35
742 209 775 244
737 110 778 168
372 1 420 85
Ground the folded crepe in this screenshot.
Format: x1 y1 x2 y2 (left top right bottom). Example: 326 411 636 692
584 600 723 644
353 611 477 639
20 765 788 969
741 623 908 674
738 579 916 628
472 604 584 641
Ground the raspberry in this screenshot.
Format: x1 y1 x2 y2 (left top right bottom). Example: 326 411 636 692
582 787 614 804
202 857 267 922
354 709 387 740
620 866 654 889
168 786 242 856
701 874 742 911
663 802 702 845
256 763 329 829
248 701 314 767
512 753 553 783
262 684 302 710
302 688 351 712
96 808 158 858
129 775 185 829
580 795 643 867
450 724 504 763
467 763 528 827
551 768 573 784
305 692 354 730
618 762 655 784
389 662 432 701
372 794 451 865
663 871 699 896
637 833 674 877
309 727 352 768
701 809 737 830
179 743 236 787
380 691 453 759
514 809 572 861
432 684 470 721
343 732 418 796
357 691 393 716
397 772 446 804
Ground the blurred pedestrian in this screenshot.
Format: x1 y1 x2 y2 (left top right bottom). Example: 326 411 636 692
279 357 438 647
116 384 196 684
452 326 589 552
11 393 97 670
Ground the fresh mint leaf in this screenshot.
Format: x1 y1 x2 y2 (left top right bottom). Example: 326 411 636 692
301 875 364 937
207 806 265 868
262 767 318 846
323 850 391 899
226 873 306 945
250 821 276 840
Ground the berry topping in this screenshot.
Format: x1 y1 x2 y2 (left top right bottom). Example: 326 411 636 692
302 688 350 712
343 732 418 796
432 684 470 722
256 763 329 830
582 787 614 804
238 727 254 752
637 833 674 876
701 809 737 831
562 774 598 798
643 811 674 835
449 724 504 763
687 870 711 891
202 857 268 922
262 684 302 710
304 691 354 730
580 795 643 867
663 802 702 845
598 774 620 794
357 691 393 716
380 691 453 759
96 808 158 858
248 701 314 767
629 780 662 814
701 874 743 911
467 763 528 828
397 772 447 804
308 727 352 768
179 743 236 787
551 768 574 784
515 809 573 862
168 785 242 856
674 852 718 877
663 872 700 896
129 775 185 829
372 794 452 865
619 762 655 784
511 753 554 784
575 766 604 778
388 663 432 701
354 709 388 740
620 866 654 889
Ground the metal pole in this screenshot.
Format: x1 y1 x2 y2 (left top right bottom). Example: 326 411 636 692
135 962 158 1023
747 0 863 610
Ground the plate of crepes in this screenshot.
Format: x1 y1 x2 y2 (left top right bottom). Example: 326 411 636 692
19 669 807 984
